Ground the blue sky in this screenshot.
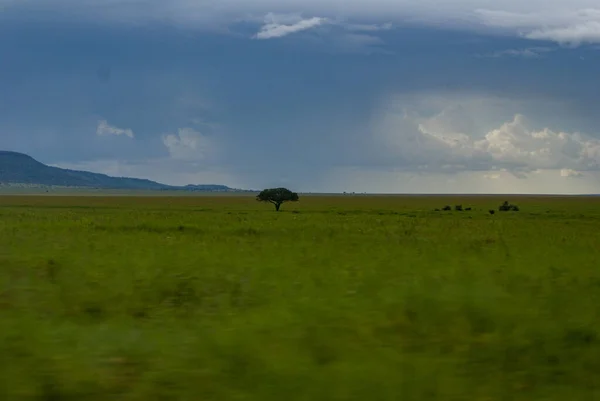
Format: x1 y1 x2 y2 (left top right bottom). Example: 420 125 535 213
2 0 600 193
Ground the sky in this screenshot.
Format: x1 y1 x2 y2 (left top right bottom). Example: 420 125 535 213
2 0 600 193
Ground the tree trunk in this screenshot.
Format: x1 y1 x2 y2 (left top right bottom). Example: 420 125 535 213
275 203 281 211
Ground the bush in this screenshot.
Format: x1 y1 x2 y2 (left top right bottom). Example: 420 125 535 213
455 205 463 211
499 201 520 212
442 205 452 211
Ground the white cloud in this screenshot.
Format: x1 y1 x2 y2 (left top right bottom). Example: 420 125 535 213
476 7 600 46
483 172 502 180
473 114 600 171
372 94 600 176
341 22 393 32
162 127 213 161
249 13 396 53
254 13 327 39
96 120 134 138
480 46 554 58
561 168 584 177
526 22 600 46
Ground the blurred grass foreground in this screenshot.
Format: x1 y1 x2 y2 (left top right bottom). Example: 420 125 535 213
1 195 600 400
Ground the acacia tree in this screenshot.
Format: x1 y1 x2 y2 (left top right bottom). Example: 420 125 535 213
257 187 299 211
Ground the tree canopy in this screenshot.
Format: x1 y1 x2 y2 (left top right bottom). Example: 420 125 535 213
256 187 299 211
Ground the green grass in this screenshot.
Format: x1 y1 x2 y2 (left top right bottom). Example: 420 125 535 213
1 194 600 400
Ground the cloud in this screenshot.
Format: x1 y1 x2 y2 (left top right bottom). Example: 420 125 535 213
483 172 502 180
476 7 600 46
8 0 600 46
372 95 600 176
560 168 584 177
96 120 134 138
341 22 394 32
526 22 600 46
254 13 327 39
474 114 600 172
162 127 214 161
249 12 395 53
480 46 554 58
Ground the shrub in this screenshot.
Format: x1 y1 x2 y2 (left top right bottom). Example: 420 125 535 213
455 205 463 211
499 201 520 212
442 205 452 211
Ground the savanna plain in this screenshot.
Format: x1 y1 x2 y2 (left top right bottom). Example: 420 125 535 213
1 194 600 400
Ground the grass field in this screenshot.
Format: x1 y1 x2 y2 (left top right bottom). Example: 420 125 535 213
1 194 600 400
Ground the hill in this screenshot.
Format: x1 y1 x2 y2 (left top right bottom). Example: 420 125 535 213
0 151 234 192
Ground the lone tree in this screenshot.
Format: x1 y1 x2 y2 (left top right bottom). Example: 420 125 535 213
257 187 299 211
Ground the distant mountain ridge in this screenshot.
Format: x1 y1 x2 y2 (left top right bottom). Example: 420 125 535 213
0 151 236 192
